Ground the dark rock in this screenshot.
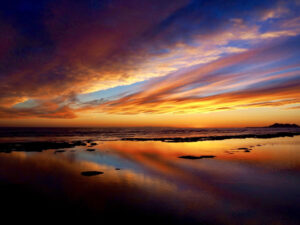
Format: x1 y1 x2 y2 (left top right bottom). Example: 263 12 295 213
237 148 251 150
54 150 65 154
86 149 96 152
121 132 300 143
0 141 85 153
81 171 103 176
72 141 87 146
268 123 300 128
179 155 216 160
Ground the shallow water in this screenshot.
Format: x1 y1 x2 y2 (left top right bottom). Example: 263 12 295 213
0 133 299 224
1 126 300 140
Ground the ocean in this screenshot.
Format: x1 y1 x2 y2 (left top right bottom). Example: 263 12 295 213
1 126 299 140
0 127 299 225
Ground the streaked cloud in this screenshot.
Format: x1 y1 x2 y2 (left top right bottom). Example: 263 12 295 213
95 36 300 114
0 0 300 124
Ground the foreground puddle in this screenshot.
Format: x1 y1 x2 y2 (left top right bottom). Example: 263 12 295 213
0 136 299 225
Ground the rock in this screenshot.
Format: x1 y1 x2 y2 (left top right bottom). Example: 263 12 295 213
54 150 65 154
178 155 216 160
268 123 300 128
0 141 85 153
237 147 251 150
81 171 103 176
72 141 87 146
121 132 300 143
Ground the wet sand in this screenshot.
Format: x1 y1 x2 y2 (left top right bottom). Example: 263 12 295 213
122 131 300 142
0 134 300 225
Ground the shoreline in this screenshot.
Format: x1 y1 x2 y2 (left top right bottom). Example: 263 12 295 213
0 132 300 153
121 131 300 142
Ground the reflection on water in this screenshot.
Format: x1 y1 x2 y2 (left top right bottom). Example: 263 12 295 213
0 136 300 224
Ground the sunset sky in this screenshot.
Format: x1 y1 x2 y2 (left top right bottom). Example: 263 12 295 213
1 0 300 127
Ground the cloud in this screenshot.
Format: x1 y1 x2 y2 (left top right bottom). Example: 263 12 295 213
1 0 300 119
0 104 76 119
94 36 300 114
0 0 189 103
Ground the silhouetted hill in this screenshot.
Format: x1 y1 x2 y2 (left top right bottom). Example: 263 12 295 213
268 123 299 128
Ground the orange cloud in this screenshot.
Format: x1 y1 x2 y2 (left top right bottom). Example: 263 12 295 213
1 0 300 121
93 38 300 115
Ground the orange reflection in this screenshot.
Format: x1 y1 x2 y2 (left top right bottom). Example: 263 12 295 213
0 136 299 225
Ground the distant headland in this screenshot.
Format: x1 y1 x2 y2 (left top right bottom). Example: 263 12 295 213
267 123 300 128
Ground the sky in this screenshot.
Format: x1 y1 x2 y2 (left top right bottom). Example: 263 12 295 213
0 0 300 127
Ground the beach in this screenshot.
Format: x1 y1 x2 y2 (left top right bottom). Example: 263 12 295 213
2 1 300 224
0 127 299 224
